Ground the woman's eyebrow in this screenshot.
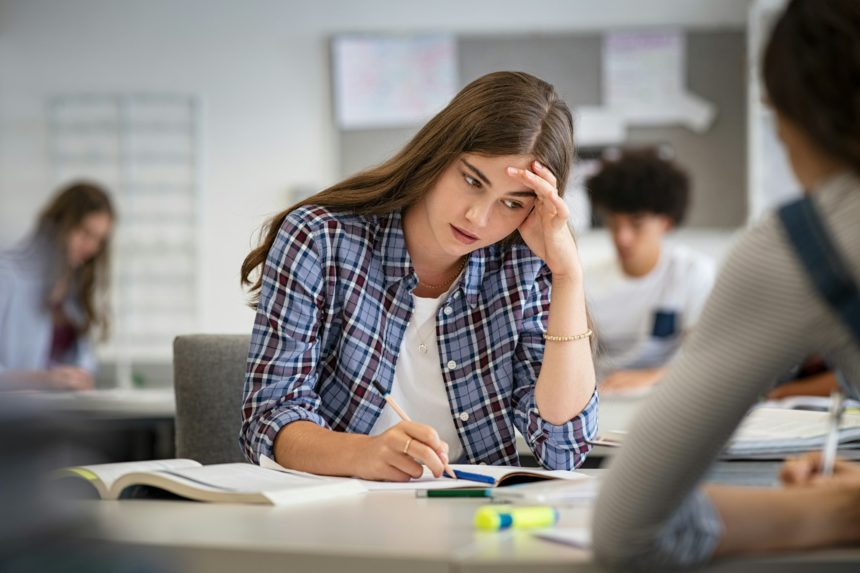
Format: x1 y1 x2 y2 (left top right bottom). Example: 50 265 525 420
506 190 537 198
461 159 492 187
461 159 536 197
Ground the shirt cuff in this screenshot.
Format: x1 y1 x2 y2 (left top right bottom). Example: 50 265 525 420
243 405 329 464
650 489 725 567
519 388 599 469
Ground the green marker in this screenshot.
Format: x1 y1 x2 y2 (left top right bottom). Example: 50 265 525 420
416 488 491 498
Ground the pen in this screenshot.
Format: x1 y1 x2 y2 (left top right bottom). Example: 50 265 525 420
452 469 495 485
474 505 559 531
821 389 845 477
416 488 491 498
371 380 457 479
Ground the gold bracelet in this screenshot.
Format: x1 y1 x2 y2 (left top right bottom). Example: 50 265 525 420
543 329 593 342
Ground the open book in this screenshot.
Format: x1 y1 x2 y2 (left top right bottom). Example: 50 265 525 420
258 455 584 491
445 464 583 488
56 459 366 505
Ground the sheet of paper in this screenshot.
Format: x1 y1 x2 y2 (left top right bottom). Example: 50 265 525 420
534 527 592 549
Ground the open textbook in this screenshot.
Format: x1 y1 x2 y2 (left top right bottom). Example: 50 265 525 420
56 459 366 505
591 406 860 459
258 455 588 490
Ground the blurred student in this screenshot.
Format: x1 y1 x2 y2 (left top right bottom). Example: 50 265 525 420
593 0 860 567
0 182 114 391
768 355 840 400
585 149 715 395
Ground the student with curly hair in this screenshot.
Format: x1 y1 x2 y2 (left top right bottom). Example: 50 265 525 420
585 149 715 395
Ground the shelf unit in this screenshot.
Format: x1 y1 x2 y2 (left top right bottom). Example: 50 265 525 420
48 94 202 387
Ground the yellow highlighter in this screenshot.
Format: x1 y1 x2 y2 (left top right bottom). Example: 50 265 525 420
474 505 559 531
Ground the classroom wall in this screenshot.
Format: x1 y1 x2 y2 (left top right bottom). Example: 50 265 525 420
342 31 747 228
0 0 750 336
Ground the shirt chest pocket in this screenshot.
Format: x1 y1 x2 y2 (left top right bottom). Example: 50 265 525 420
651 309 679 339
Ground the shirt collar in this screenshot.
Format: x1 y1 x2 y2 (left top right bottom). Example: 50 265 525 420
374 210 493 308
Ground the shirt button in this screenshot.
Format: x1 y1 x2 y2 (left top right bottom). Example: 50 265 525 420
443 306 453 315
459 412 470 422
453 292 460 299
447 360 457 370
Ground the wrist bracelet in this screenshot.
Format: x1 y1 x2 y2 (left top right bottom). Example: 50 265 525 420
543 329 593 342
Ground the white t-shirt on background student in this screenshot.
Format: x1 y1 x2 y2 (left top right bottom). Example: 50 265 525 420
586 244 716 379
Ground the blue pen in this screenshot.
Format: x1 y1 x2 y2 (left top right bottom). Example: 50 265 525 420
452 469 496 485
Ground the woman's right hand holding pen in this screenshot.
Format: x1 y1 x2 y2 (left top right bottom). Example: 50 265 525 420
353 421 450 482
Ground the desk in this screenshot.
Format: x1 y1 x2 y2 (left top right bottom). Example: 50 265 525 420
32 387 175 418
77 463 860 573
32 388 176 461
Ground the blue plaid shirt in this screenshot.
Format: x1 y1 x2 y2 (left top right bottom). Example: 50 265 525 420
241 205 598 470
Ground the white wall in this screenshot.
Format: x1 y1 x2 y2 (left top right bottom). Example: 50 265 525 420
0 0 750 335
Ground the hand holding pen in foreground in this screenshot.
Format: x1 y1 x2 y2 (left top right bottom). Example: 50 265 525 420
780 451 860 488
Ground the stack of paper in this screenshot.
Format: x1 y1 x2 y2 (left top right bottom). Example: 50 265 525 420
724 407 860 459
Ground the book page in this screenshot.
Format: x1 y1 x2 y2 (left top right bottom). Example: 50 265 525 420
152 464 351 494
534 527 592 549
68 459 200 491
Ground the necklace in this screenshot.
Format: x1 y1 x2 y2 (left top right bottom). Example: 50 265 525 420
416 317 435 354
417 257 467 289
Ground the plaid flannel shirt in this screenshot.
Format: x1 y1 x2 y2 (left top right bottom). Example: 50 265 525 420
241 205 598 469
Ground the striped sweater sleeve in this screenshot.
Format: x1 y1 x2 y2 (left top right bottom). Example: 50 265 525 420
592 179 860 568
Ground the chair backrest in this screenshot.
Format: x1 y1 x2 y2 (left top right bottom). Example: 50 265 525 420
173 334 251 464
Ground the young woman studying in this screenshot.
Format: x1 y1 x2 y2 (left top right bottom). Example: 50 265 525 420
593 0 860 567
0 182 114 391
240 71 597 481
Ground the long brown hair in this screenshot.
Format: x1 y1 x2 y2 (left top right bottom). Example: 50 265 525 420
763 0 860 176
36 181 114 338
241 71 575 304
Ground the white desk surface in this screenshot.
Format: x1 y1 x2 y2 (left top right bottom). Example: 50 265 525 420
79 473 860 573
27 387 176 418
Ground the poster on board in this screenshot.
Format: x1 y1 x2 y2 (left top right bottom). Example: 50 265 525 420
332 35 458 130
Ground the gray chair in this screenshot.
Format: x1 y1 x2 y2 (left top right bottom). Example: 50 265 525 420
173 334 251 464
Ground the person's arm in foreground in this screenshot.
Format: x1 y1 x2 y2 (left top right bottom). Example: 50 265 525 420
707 453 860 556
592 224 853 568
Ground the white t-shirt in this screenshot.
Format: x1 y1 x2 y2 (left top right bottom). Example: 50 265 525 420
585 244 716 378
369 287 465 462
